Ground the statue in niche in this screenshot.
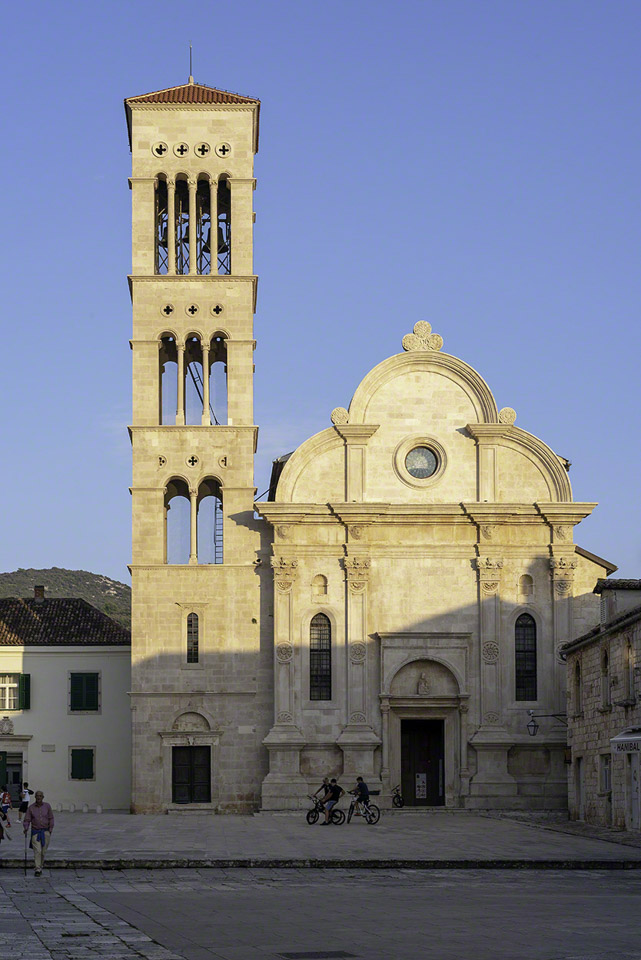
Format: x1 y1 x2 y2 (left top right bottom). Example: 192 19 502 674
417 672 430 696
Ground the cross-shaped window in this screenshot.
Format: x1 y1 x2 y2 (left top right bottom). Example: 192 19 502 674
212 304 223 315
197 143 209 156
175 143 188 156
187 455 198 467
154 143 167 156
163 304 173 316
187 304 198 315
218 143 230 156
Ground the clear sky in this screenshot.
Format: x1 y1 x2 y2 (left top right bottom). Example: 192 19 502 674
1 0 639 582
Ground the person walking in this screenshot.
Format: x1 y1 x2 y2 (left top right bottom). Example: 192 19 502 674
0 786 12 827
23 790 54 877
18 782 34 822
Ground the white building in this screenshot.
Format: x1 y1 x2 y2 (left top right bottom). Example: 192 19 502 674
0 586 131 810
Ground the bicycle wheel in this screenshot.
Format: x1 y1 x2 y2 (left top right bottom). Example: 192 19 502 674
331 808 345 825
347 803 354 824
365 804 380 824
306 808 319 825
393 795 404 808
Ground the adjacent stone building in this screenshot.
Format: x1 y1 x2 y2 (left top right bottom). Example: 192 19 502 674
0 587 131 810
127 78 614 813
563 580 641 830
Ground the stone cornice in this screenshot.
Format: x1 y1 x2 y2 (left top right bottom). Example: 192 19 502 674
535 503 597 524
333 424 379 443
128 275 258 312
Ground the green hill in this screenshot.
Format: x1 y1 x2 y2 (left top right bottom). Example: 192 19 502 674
0 568 131 629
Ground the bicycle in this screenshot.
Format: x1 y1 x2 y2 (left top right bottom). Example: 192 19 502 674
346 792 380 824
392 784 404 808
305 795 345 825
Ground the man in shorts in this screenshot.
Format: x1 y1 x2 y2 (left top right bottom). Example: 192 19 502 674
321 778 344 825
353 776 370 813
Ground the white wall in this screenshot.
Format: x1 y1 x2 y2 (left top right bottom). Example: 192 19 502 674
0 646 131 810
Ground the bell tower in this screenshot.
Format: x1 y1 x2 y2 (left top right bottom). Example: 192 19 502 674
125 80 267 812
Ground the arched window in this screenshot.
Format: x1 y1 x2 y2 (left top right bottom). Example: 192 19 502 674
574 662 583 716
175 178 190 274
515 613 537 701
187 613 199 663
155 176 168 274
310 613 331 701
184 335 204 425
164 478 190 564
208 335 228 425
312 575 328 598
196 177 211 275
601 648 611 707
159 335 178 424
217 176 231 275
197 478 223 564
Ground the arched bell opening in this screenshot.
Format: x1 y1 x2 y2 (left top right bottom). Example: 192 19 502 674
196 177 211 275
165 477 190 565
208 334 228 425
184 334 204 425
155 176 169 275
197 477 223 564
159 334 178 425
175 177 190 275
217 175 231 275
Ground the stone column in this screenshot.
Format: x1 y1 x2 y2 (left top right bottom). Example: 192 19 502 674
167 179 176 275
175 342 185 425
550 555 577 714
201 343 210 425
188 179 198 275
380 697 391 787
332 424 379 501
270 558 298 725
209 177 218 275
475 557 504 729
459 702 470 796
189 489 198 565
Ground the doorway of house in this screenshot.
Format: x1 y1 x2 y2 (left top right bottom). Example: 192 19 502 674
171 746 211 803
6 755 22 804
400 719 445 806
628 753 640 831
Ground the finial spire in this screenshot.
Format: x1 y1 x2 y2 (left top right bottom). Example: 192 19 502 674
188 43 194 83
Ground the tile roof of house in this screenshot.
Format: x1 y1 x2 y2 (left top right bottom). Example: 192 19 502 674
0 598 131 646
125 82 259 105
562 602 641 653
594 578 641 594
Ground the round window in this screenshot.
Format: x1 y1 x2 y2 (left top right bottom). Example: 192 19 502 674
405 446 438 479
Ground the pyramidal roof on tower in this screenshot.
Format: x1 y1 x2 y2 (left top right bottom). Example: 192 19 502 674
124 80 260 150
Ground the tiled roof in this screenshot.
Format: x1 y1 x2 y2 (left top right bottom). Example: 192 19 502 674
594 578 641 594
0 598 131 646
126 83 259 105
562 602 641 653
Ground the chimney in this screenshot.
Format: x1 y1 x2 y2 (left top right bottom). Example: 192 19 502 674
34 585 45 602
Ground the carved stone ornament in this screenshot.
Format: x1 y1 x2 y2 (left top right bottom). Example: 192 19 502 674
554 525 572 542
402 320 444 353
331 406 349 425
349 712 367 724
556 644 566 664
498 407 517 425
276 711 293 724
480 524 495 541
276 642 293 663
350 525 365 540
482 641 500 663
276 525 291 540
484 712 500 724
555 579 572 596
475 557 504 572
549 557 577 572
0 716 14 735
459 703 469 714
271 557 298 592
344 556 371 593
417 672 430 695
481 581 500 595
350 642 367 663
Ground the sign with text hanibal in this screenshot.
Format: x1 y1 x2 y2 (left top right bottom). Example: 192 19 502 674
610 732 641 753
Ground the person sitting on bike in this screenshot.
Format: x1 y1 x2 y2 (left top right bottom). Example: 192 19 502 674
321 778 344 825
353 776 370 812
313 777 330 798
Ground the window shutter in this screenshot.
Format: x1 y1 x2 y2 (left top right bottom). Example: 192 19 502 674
18 674 31 710
70 673 99 711
70 673 83 710
71 749 94 780
85 674 99 711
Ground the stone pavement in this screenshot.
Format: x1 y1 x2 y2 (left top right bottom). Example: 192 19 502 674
1 867 641 960
1 811 641 869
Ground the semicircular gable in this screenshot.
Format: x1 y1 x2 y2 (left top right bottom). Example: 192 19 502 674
275 428 344 503
348 352 498 424
503 427 573 502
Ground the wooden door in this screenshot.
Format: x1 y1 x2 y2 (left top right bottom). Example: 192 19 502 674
172 746 211 803
401 719 445 806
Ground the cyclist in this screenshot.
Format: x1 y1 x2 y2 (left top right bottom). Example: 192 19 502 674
313 777 330 798
321 778 344 825
352 776 370 814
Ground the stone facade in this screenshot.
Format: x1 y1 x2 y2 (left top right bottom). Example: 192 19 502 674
563 581 641 830
127 82 614 813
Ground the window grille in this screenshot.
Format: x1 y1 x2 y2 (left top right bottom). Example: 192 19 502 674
187 613 199 663
310 613 331 701
515 613 537 701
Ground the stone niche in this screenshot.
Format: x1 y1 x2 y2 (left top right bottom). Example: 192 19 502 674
300 745 343 779
172 712 210 732
390 659 459 697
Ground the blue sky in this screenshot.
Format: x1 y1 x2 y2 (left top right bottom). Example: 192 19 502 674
1 0 639 581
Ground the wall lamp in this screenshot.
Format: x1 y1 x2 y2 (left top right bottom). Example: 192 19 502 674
526 709 568 736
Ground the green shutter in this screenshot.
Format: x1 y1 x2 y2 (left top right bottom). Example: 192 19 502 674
71 749 94 780
70 673 83 710
84 674 99 711
18 674 30 710
70 673 99 711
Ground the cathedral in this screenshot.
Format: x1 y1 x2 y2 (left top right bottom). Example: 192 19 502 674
126 80 614 813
